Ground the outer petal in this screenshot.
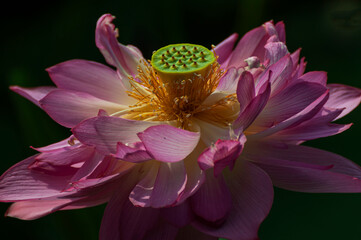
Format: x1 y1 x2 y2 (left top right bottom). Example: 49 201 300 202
72 116 157 154
214 33 238 66
253 82 327 127
250 91 329 139
176 226 217 240
325 84 361 120
47 59 135 105
10 86 56 107
96 14 141 78
100 180 160 240
272 108 352 141
40 89 126 128
161 200 194 228
244 141 361 192
138 125 200 163
299 71 327 86
0 155 72 201
144 221 178 240
193 161 274 240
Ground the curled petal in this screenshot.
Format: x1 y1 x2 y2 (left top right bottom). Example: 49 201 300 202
198 138 245 177
96 14 142 79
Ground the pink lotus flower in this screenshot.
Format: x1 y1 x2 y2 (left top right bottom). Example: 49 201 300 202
2 13 361 239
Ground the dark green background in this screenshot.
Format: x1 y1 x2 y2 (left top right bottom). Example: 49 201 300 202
1 0 361 239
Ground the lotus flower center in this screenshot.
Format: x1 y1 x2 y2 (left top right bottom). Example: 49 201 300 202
121 44 239 129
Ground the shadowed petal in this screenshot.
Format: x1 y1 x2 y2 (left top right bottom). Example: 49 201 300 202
325 84 361 120
193 161 273 240
191 172 232 222
100 178 160 240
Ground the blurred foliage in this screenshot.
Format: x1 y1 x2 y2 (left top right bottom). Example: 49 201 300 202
1 0 361 239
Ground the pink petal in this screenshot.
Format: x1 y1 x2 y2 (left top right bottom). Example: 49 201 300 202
234 80 271 130
0 155 72 201
193 161 273 239
130 161 187 208
299 71 327 86
275 21 286 42
214 33 239 66
10 86 55 107
245 141 361 192
236 71 256 112
228 24 269 68
191 173 232 222
40 89 125 128
95 14 141 78
72 116 157 154
253 82 327 127
325 84 361 120
47 59 134 104
138 125 200 163
198 139 245 177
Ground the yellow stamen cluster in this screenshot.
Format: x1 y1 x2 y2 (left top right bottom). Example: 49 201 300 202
119 44 239 129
